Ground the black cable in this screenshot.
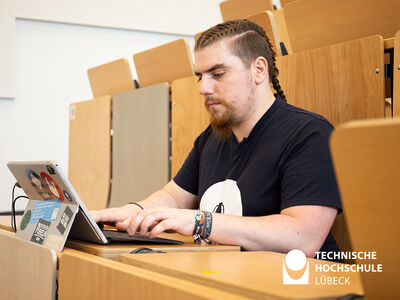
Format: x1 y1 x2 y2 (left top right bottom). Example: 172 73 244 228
11 183 28 232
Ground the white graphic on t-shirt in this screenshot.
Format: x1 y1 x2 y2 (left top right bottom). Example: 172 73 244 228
200 179 243 216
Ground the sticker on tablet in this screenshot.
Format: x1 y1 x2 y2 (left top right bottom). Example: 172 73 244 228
25 169 52 200
20 210 32 231
30 201 61 223
40 172 64 201
31 218 51 245
46 165 56 175
57 206 73 235
63 190 73 203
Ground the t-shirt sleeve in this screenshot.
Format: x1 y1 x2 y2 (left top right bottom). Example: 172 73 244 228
279 119 342 213
173 128 209 195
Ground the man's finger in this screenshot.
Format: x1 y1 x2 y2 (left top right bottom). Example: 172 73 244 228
150 219 172 238
139 211 165 235
127 212 146 236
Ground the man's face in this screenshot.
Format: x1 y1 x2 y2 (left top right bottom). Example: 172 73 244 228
194 39 256 140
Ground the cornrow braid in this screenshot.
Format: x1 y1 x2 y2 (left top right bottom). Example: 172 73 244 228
196 19 286 101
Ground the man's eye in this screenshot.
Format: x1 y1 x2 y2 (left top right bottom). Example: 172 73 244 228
213 73 224 79
197 76 202 82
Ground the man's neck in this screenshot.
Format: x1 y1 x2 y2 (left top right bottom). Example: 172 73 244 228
232 90 276 143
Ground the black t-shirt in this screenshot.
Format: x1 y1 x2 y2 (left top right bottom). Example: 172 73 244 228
174 95 342 257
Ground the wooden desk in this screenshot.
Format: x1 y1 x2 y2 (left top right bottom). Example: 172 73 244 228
0 229 57 300
121 251 364 300
1 215 239 261
66 233 240 261
0 214 21 232
59 249 250 300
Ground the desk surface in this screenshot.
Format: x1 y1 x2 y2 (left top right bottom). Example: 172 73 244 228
66 233 240 260
121 251 364 300
0 215 21 232
0 216 239 260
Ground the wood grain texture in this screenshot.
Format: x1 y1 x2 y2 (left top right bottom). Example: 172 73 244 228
277 35 385 127
394 31 400 117
121 251 363 299
284 0 400 53
59 249 250 300
66 232 240 261
87 58 135 98
247 11 282 56
219 0 273 21
271 9 292 54
280 0 296 7
134 39 194 88
384 37 394 50
171 76 209 178
110 84 170 207
0 230 57 300
330 118 400 300
68 96 111 210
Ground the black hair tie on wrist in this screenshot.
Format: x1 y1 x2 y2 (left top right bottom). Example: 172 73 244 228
128 202 144 210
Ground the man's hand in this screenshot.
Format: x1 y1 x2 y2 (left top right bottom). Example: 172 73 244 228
90 203 142 229
123 207 195 238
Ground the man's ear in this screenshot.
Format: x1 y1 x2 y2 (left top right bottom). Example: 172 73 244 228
252 56 269 85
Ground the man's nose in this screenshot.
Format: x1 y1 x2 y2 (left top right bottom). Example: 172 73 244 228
198 77 214 96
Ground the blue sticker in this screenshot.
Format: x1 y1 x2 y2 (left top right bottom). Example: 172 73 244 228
63 190 73 203
29 201 61 223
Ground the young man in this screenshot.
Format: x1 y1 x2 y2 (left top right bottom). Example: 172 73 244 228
91 20 341 258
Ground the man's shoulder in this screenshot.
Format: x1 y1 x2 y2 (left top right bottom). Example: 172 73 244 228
275 98 334 130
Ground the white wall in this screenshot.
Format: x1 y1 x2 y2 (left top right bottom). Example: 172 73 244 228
0 19 194 212
0 0 15 99
16 0 224 36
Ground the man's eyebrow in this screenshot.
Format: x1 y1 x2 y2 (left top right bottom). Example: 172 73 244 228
195 64 227 76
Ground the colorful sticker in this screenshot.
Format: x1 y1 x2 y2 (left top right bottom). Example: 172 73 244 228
46 165 56 175
31 218 51 245
25 169 53 200
57 206 73 235
40 172 64 201
63 190 73 203
20 210 32 231
30 201 61 223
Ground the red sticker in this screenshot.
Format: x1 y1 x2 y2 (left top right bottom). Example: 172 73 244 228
40 172 64 201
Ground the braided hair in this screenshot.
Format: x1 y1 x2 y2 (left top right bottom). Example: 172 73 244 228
195 19 286 101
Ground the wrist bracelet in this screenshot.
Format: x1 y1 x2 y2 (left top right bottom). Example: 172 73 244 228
128 202 144 210
193 210 204 234
193 210 212 244
201 211 213 241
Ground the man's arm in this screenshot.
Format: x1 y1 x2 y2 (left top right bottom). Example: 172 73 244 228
208 205 337 257
126 201 337 258
90 180 198 228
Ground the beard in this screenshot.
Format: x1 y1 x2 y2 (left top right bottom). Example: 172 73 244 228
205 96 240 142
